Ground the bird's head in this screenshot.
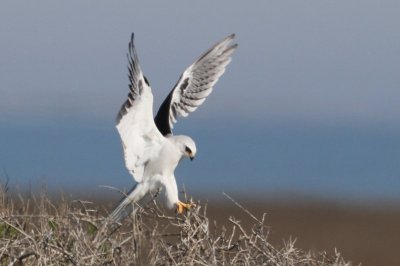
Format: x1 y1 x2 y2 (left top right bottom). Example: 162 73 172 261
175 135 197 161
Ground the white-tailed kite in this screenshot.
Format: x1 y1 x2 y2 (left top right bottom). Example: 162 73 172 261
109 33 237 223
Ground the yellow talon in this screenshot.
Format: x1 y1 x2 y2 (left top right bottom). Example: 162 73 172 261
176 201 195 214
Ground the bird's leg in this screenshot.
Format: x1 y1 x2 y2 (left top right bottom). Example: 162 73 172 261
176 200 196 214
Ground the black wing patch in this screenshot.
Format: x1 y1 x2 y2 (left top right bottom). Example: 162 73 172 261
154 86 175 135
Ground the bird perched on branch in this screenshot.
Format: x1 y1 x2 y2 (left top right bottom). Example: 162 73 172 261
109 33 237 224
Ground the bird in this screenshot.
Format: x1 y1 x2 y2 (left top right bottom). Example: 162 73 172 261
108 33 237 224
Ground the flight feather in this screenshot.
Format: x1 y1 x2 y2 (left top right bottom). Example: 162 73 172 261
154 34 238 135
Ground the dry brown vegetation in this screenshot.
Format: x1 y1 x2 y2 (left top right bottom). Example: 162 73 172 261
0 184 350 265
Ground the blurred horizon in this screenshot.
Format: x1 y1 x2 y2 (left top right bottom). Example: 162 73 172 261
1 1 399 205
2 118 399 206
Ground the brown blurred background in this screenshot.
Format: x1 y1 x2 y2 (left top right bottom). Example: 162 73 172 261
204 198 400 266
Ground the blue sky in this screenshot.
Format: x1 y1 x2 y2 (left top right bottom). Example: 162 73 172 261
1 1 399 203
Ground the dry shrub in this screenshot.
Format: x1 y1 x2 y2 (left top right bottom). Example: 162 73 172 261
0 184 350 265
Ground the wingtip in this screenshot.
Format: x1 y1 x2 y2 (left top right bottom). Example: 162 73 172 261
222 33 237 48
129 32 135 48
231 43 239 50
223 33 235 42
222 36 238 53
227 34 238 50
128 32 134 51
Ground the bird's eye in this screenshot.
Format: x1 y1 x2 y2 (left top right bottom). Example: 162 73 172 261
185 146 192 154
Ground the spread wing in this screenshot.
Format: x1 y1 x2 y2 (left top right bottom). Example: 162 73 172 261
154 34 238 135
116 33 164 182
